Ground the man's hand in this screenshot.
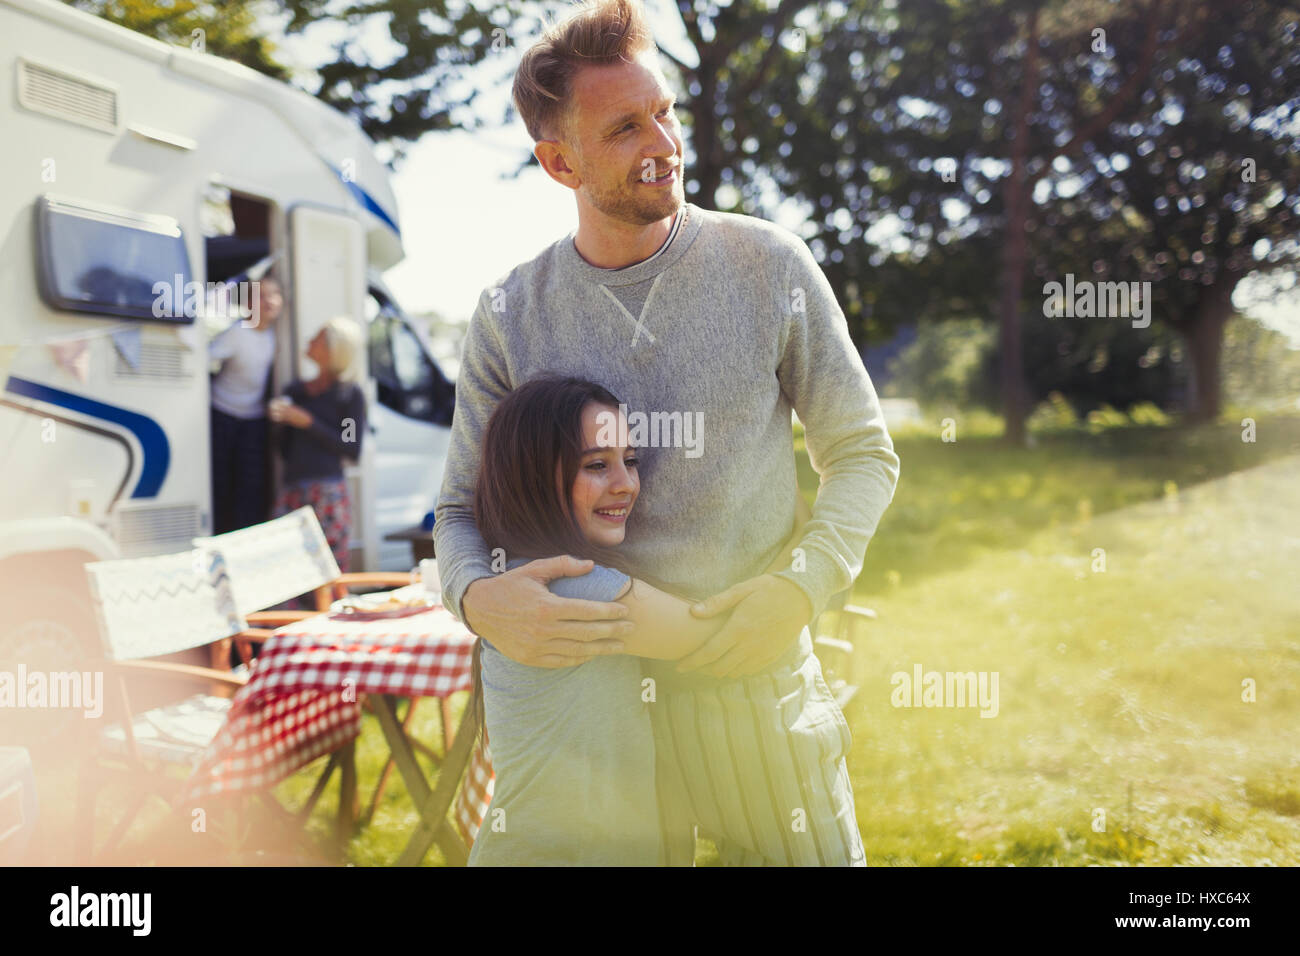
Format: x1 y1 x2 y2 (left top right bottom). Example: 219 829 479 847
676 574 814 678
460 555 634 668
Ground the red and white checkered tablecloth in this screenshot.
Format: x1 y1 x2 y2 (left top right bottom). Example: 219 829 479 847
183 594 494 846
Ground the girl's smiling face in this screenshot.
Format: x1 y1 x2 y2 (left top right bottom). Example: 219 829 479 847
567 401 640 547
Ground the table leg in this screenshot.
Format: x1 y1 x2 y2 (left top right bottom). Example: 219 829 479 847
299 751 340 823
337 740 358 844
440 697 455 751
399 701 478 867
373 695 475 866
366 698 420 822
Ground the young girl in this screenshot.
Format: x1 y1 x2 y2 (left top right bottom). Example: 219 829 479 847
466 375 807 866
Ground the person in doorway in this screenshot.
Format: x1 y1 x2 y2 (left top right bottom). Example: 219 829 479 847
269 316 367 572
208 274 283 533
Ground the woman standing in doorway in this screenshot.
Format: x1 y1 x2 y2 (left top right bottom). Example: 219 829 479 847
268 316 367 571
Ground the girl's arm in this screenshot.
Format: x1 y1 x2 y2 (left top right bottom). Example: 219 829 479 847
613 490 813 661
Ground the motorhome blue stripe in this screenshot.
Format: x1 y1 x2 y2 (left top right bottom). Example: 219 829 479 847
329 166 401 238
3 376 170 498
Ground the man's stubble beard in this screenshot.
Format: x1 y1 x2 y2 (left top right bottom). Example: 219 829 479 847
575 147 684 226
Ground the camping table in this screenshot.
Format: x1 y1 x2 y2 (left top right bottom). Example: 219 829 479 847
184 586 494 865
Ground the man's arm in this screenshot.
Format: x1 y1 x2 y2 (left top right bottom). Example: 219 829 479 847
679 237 900 677
433 292 514 624
432 291 632 667
769 237 901 620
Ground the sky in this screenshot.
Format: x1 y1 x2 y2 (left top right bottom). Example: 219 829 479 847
383 126 577 322
276 3 1300 349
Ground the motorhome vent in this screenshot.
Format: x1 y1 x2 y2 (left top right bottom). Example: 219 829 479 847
17 59 118 134
115 504 200 558
113 342 193 384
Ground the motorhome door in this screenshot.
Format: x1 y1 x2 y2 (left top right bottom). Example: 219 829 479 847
286 203 376 571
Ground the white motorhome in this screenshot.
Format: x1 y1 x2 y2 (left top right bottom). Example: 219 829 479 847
0 0 454 665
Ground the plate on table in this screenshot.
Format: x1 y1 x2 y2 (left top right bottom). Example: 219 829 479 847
329 592 440 621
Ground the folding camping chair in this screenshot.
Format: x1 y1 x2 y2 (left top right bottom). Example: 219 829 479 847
193 507 449 828
812 588 877 709
78 547 346 863
193 505 414 622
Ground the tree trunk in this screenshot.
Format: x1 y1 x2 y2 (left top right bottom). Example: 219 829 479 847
690 64 721 210
997 180 1030 446
1182 273 1239 423
997 9 1039 447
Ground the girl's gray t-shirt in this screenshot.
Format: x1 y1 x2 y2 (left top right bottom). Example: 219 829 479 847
468 558 661 866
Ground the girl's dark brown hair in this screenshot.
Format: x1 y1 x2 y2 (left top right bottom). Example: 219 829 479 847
467 374 637 748
474 375 636 570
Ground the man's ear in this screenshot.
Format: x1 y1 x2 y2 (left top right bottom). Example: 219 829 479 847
535 140 580 190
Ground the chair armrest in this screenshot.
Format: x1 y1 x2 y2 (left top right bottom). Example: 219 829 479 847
246 611 316 627
841 605 877 621
110 658 247 689
236 628 278 642
335 572 414 590
814 636 855 656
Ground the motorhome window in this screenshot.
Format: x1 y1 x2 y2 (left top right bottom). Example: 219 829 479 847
367 292 455 426
368 313 401 392
391 323 436 395
36 196 192 323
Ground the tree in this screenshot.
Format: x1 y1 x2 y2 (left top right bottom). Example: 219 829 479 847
281 0 519 151
67 0 292 78
744 0 1171 440
651 0 825 211
991 0 1166 443
1045 0 1300 421
706 0 1298 429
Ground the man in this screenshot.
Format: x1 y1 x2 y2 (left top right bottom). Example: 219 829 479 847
435 0 899 865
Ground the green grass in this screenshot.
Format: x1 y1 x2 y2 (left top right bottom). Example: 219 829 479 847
825 412 1300 865
800 411 1300 596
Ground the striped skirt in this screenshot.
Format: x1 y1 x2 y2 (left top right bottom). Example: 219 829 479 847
646 627 866 866
274 476 352 573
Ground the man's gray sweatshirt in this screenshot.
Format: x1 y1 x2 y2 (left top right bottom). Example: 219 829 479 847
434 202 900 637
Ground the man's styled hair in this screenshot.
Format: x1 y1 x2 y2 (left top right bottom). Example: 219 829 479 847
512 0 656 144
